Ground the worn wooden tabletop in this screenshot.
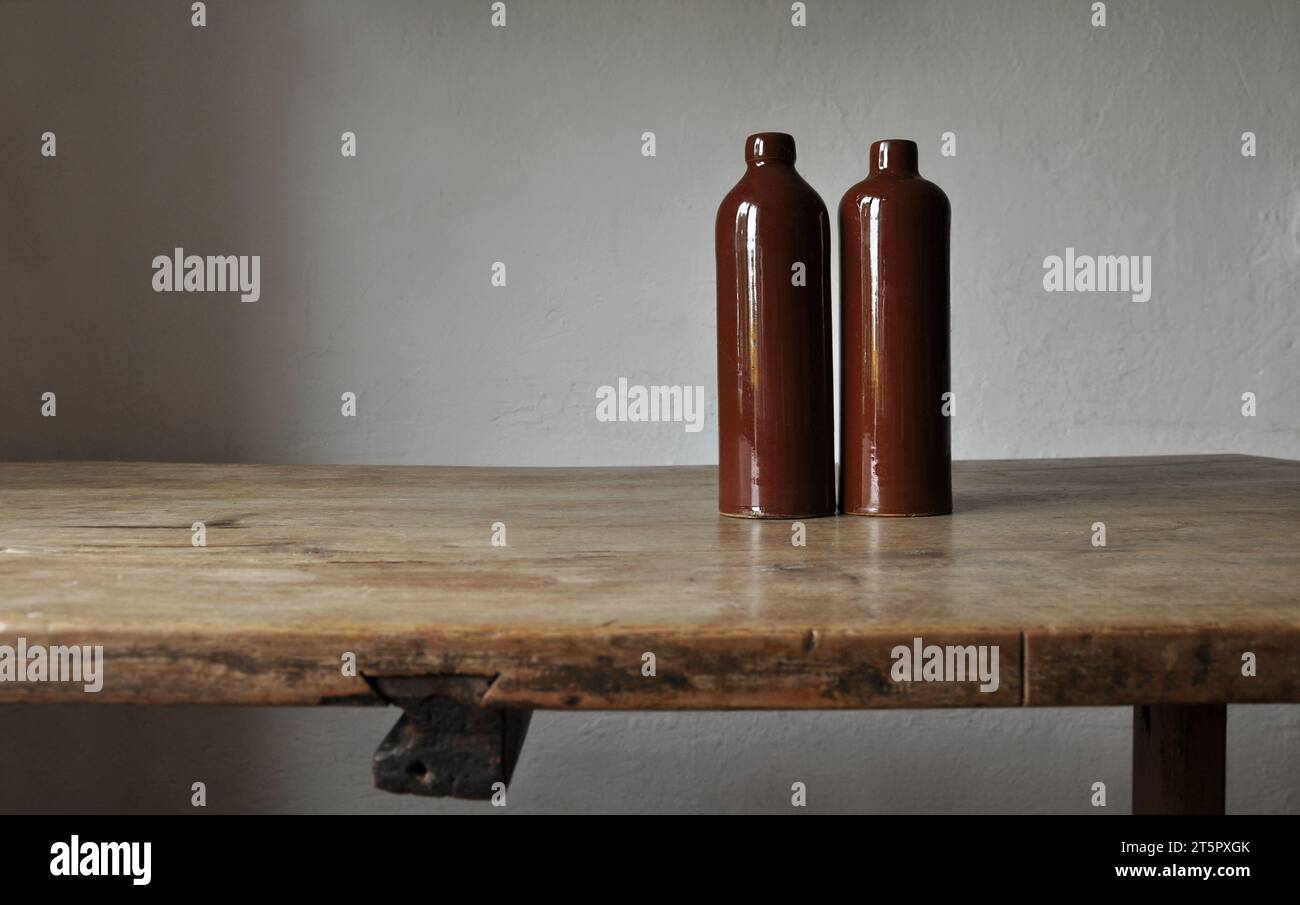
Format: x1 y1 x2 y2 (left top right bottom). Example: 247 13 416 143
0 455 1295 709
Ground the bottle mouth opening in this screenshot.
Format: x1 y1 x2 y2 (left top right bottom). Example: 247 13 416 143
745 132 796 162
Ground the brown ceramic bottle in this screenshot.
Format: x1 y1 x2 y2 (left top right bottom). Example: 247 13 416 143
715 132 835 518
840 139 952 516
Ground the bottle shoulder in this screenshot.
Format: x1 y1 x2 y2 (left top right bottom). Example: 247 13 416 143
838 174 949 213
717 168 829 220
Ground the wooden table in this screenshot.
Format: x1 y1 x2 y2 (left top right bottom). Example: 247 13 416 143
1 455 1296 812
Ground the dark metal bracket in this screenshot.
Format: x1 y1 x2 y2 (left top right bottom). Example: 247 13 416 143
369 675 532 800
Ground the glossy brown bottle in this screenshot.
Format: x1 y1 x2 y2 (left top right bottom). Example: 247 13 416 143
716 132 835 518
840 139 952 516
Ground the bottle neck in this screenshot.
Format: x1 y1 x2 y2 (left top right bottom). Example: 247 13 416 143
869 139 919 176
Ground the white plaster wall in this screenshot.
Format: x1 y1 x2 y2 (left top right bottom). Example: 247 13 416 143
0 0 1296 813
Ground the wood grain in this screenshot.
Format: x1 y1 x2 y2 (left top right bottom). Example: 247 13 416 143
0 455 1295 708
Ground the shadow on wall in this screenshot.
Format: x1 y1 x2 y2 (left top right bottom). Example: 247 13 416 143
0 704 1134 814
0 703 1295 814
1 2 339 463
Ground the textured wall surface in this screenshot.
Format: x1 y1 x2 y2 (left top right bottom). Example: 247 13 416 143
1 0 1296 813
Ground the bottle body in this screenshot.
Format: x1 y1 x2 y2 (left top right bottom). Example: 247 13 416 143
715 133 835 518
840 139 952 516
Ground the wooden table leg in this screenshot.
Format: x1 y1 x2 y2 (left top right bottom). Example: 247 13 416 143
1132 704 1226 815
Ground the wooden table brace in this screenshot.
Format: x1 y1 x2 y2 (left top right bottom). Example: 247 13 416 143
368 675 532 799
